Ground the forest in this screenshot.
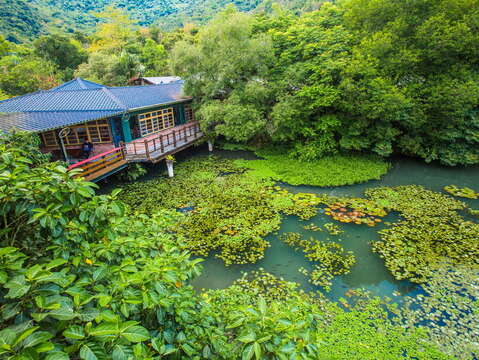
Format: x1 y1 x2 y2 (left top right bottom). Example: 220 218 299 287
1 0 478 165
0 0 320 42
0 0 479 359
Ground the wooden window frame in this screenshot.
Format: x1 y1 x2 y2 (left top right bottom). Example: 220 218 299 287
64 120 112 146
40 131 58 147
138 107 175 137
40 120 112 148
184 103 194 123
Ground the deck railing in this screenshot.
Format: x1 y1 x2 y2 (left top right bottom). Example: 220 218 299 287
68 147 127 181
125 121 202 161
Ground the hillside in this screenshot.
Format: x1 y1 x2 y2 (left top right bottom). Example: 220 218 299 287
0 0 322 43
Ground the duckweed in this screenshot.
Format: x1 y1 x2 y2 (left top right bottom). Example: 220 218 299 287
234 149 391 187
444 185 478 199
280 232 356 291
324 223 343 235
303 223 323 232
396 265 479 359
120 157 321 266
366 185 479 283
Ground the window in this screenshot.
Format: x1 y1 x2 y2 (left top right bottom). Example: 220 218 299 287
40 131 58 147
184 104 194 122
138 108 175 137
63 120 112 146
41 120 112 148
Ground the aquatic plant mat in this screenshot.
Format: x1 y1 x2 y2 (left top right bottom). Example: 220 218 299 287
233 148 391 186
118 156 479 359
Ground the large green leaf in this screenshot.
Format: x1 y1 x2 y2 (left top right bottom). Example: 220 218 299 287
22 331 53 348
112 345 131 360
79 345 98 360
48 306 76 321
121 325 150 343
45 351 70 360
89 323 118 338
63 325 85 340
4 275 30 299
242 344 255 360
237 332 256 344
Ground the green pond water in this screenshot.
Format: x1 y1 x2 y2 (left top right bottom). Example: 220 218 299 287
102 145 479 302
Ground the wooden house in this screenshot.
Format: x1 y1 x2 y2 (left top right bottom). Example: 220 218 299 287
0 78 202 181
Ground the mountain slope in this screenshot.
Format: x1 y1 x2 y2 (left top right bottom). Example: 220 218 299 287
0 0 322 43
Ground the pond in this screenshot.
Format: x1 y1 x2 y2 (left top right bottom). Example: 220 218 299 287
102 145 479 302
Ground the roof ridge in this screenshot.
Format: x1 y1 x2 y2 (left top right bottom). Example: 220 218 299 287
101 87 128 110
77 78 87 89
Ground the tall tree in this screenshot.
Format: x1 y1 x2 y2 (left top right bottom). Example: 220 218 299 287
34 34 87 72
89 6 137 54
171 6 274 142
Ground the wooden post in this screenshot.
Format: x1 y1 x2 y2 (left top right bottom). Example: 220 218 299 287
208 140 213 152
184 127 187 142
173 130 177 147
133 141 137 155
153 138 157 152
144 139 150 159
194 123 198 138
160 135 164 153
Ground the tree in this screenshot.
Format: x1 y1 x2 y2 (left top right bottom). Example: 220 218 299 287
89 6 138 54
75 52 141 86
34 34 87 72
140 39 169 76
171 6 274 142
0 55 58 95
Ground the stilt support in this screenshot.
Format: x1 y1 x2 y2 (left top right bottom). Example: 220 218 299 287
166 160 174 178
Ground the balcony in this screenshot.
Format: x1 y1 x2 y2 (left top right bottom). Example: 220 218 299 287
124 121 203 163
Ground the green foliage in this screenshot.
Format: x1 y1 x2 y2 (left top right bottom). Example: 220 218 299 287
173 0 479 165
280 232 356 291
0 133 226 359
0 132 456 359
205 272 449 360
235 148 390 186
366 185 479 283
396 265 479 359
171 6 274 141
34 35 88 73
119 157 321 265
0 55 58 96
444 184 478 199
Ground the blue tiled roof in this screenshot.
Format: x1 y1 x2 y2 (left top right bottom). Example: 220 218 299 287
0 111 121 132
108 83 185 109
0 78 190 132
49 78 105 91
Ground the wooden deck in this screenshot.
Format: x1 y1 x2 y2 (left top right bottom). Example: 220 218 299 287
67 122 203 181
124 121 203 163
68 147 127 182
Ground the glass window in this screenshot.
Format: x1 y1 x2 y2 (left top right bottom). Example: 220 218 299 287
137 108 175 137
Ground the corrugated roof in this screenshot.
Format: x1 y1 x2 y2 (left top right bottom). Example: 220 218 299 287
49 78 105 91
0 111 121 132
108 83 186 109
0 78 191 133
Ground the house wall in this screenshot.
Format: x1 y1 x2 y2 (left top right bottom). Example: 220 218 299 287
121 101 194 142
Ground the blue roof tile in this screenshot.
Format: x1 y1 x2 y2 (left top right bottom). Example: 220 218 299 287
49 78 105 91
0 78 191 133
0 111 121 132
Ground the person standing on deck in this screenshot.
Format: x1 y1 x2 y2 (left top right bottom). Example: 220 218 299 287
82 139 94 158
